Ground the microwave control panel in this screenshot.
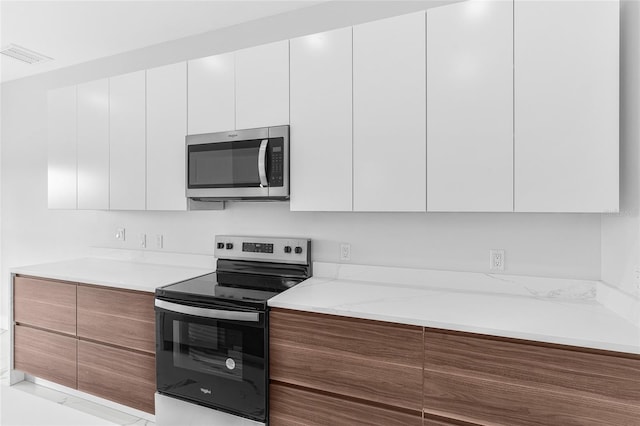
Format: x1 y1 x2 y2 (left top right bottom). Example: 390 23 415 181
269 138 284 187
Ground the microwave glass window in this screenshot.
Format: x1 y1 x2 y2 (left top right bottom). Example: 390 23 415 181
189 140 261 188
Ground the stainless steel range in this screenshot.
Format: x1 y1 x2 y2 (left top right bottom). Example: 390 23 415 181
154 235 311 425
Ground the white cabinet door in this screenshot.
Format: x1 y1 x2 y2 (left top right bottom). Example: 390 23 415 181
147 62 188 211
353 12 426 212
235 40 289 129
514 0 619 212
427 1 513 212
109 71 146 211
188 53 235 134
290 28 353 211
47 86 77 209
77 79 110 210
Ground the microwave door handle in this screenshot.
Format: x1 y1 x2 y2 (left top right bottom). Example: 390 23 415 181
155 299 260 322
258 139 269 187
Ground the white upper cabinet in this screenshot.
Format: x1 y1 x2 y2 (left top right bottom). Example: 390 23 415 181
109 71 146 211
77 79 110 210
47 86 77 209
290 28 353 212
353 12 426 212
188 53 235 134
235 40 289 129
427 0 513 212
514 0 619 212
147 62 188 211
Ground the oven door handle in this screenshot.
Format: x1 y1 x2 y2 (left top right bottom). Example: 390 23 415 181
155 299 260 322
258 139 269 187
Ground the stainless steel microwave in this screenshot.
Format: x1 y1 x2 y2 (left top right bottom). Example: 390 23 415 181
186 126 289 201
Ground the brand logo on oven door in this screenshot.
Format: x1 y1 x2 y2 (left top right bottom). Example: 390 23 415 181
200 388 212 395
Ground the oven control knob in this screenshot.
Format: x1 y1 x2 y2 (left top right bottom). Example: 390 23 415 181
226 243 234 250
295 246 303 254
284 246 292 253
226 358 236 370
217 242 224 249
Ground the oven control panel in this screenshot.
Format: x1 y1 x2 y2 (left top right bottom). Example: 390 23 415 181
215 235 310 265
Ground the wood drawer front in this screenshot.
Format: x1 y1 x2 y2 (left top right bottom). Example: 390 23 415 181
270 309 423 411
270 382 422 426
424 330 640 404
423 370 640 426
77 285 155 353
423 330 640 425
14 276 76 335
78 340 155 414
14 325 77 389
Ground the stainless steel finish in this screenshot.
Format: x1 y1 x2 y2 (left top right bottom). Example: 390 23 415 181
188 198 225 210
155 299 260 322
267 125 289 199
185 125 289 201
258 139 268 187
187 127 269 146
214 235 311 265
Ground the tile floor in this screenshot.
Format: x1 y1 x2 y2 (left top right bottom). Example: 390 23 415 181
1 329 154 426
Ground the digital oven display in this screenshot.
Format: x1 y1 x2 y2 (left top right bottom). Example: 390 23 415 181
242 242 274 254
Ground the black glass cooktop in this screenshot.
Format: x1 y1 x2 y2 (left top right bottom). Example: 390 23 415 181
156 272 279 310
156 259 311 311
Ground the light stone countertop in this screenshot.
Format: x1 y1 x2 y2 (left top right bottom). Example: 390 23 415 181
268 262 640 355
10 257 215 293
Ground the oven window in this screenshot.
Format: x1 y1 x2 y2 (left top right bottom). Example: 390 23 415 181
173 320 243 381
188 140 262 188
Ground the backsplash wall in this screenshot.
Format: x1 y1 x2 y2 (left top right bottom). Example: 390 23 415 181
1 0 606 328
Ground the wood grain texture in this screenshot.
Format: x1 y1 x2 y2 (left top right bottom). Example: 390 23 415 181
270 309 423 411
424 329 640 405
423 329 640 425
77 285 155 353
78 340 155 414
270 382 422 426
423 369 640 426
14 325 77 389
14 275 76 335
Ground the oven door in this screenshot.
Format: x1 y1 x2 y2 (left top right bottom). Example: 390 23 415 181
155 299 267 422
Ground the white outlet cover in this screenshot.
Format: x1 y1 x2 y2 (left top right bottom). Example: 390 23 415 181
340 243 351 261
489 249 505 271
115 227 126 241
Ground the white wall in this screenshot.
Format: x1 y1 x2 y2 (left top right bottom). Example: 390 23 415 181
1 1 606 328
601 0 640 298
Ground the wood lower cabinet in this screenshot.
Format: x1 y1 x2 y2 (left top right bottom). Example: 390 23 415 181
270 308 640 426
77 285 155 354
14 324 77 389
423 329 640 425
12 275 156 414
269 308 423 423
13 276 76 335
270 382 421 426
78 340 155 414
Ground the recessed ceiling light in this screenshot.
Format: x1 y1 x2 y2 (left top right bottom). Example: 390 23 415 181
0 44 53 65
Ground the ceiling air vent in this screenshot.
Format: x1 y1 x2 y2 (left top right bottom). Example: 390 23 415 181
0 44 53 65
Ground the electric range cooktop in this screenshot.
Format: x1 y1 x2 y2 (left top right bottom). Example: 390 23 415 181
156 235 312 311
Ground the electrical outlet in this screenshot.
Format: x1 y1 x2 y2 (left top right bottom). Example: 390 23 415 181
156 234 163 249
140 233 147 249
489 249 505 271
115 228 126 241
340 243 351 261
634 266 640 289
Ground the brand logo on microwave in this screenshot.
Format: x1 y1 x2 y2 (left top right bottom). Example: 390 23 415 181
228 133 238 137
200 388 212 395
